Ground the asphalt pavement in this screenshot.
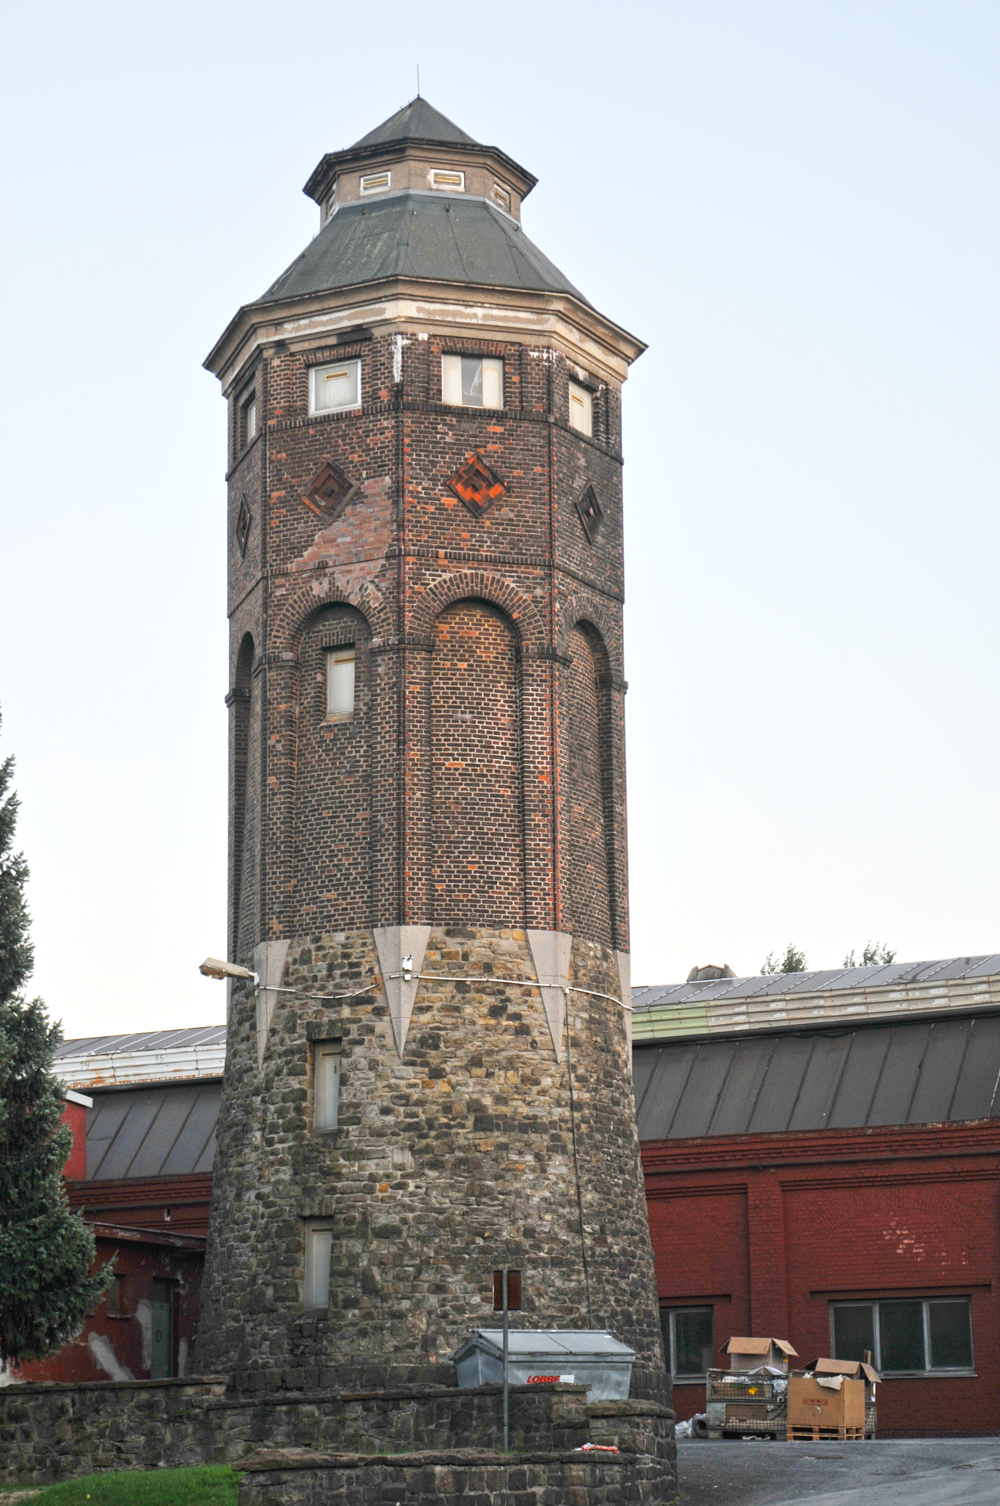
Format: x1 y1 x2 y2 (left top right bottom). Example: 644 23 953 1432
677 1438 1000 1505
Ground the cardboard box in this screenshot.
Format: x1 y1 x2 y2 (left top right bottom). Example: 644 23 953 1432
788 1375 866 1431
723 1336 799 1373
808 1357 880 1392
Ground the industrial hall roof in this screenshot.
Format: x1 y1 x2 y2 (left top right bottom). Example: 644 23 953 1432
55 1025 227 1088
634 1011 1000 1142
632 955 1000 1043
83 1081 221 1182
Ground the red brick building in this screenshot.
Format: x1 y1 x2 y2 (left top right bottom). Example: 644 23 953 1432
8 1029 222 1385
633 956 1000 1436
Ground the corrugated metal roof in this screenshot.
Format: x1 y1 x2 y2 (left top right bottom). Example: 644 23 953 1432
85 1083 221 1181
631 956 1000 1043
634 1013 1000 1141
55 1027 227 1088
260 192 588 307
55 1027 226 1059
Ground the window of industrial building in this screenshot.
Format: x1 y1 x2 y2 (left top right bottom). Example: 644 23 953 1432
107 1273 127 1317
304 1224 334 1308
314 1041 341 1131
441 354 503 409
831 1298 974 1374
309 360 361 415
661 1306 714 1380
325 646 355 720
360 171 390 194
430 168 465 191
568 382 593 437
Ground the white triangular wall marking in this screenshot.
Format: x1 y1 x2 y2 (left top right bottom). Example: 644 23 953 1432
527 929 573 1062
615 949 632 1061
373 925 432 1059
254 939 290 1069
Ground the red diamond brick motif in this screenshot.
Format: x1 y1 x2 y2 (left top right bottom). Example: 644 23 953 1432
446 454 507 518
302 460 360 521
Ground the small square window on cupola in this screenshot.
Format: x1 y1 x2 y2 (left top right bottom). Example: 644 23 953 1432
492 182 512 213
430 168 465 191
360 170 391 194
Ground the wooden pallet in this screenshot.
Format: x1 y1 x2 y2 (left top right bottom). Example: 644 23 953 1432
787 1425 866 1442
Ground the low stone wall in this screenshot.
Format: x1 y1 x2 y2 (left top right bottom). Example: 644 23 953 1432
237 1450 661 1506
0 1375 676 1501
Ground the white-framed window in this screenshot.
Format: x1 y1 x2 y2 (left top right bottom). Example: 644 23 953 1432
492 182 512 213
568 382 593 437
831 1298 974 1375
441 354 503 410
314 1041 341 1131
309 360 361 416
660 1306 714 1380
304 1224 334 1308
430 168 465 191
325 646 355 720
239 390 256 449
360 171 391 194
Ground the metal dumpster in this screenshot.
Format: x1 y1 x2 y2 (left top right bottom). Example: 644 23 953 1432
454 1329 636 1401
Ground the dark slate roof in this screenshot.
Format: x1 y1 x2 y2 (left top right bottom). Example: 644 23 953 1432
634 1013 1000 1141
261 192 588 306
352 98 477 149
84 1083 221 1181
55 1026 226 1059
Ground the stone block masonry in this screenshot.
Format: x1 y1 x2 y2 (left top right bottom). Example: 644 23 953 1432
198 927 664 1395
0 1377 675 1503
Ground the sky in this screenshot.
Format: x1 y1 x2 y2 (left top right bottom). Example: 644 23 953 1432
0 1 997 1037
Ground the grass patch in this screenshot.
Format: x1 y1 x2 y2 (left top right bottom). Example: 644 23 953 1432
28 1466 239 1505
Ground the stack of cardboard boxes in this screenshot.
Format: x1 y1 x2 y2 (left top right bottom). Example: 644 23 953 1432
705 1339 879 1442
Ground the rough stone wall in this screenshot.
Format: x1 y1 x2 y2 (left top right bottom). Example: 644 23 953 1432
0 1378 674 1501
198 928 663 1392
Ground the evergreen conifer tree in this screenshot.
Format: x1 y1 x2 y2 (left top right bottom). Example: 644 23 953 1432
0 713 110 1371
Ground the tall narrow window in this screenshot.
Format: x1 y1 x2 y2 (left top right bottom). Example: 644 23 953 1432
304 1224 334 1308
325 646 355 720
568 382 593 437
314 1041 341 1130
309 360 361 415
441 355 503 409
660 1307 714 1380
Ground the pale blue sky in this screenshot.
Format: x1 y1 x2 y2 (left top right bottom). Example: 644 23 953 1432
1 1 997 1034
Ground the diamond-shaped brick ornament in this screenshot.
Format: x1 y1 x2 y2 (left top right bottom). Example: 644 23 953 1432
446 453 507 518
235 495 252 555
302 460 360 522
575 483 604 543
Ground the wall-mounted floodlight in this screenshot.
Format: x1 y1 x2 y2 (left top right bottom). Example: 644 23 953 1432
200 957 258 983
401 953 414 982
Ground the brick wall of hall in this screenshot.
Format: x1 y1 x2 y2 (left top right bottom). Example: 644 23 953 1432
223 328 630 955
642 1117 1000 1436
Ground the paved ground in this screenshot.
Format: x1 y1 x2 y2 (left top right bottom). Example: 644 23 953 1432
677 1438 1000 1505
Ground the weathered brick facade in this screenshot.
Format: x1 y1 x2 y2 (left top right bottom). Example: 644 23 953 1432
197 101 665 1402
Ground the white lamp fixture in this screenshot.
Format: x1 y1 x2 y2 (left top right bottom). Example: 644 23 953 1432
200 957 258 983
